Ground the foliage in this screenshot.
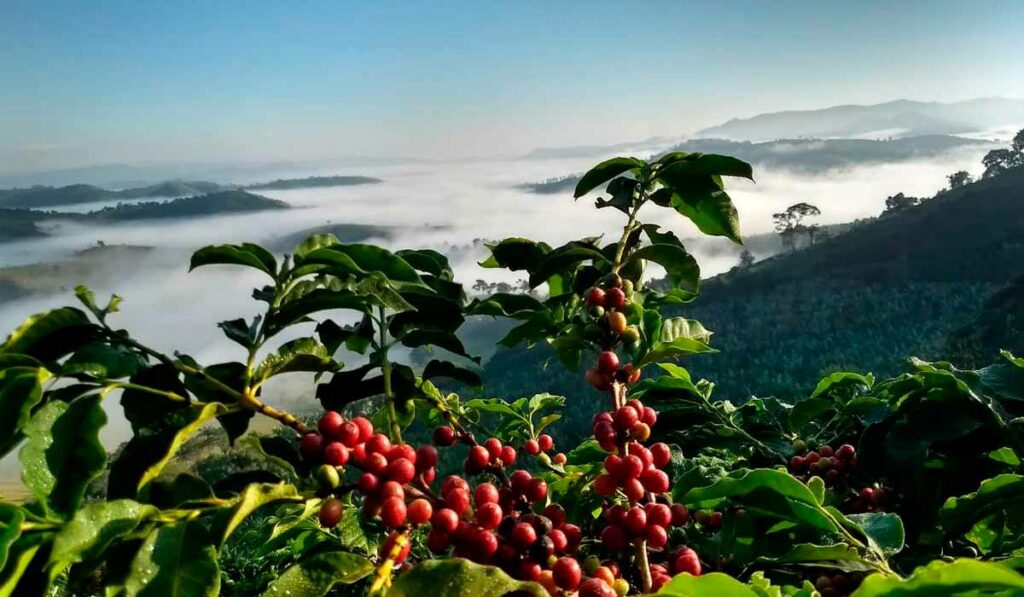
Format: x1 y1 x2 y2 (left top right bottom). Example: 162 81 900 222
0 148 1021 597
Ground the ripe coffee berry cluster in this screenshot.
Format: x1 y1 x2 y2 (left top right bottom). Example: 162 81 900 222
788 443 857 487
599 501 689 553
592 401 659 453
849 484 892 513
299 410 440 530
814 569 867 597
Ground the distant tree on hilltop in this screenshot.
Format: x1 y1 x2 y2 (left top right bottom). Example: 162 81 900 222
882 192 922 215
946 170 972 189
982 127 1024 178
772 202 821 251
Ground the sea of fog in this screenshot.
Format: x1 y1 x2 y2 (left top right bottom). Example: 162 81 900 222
0 146 992 482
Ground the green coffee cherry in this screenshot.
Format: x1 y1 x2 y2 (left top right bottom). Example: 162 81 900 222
621 326 641 345
316 464 341 490
792 439 807 453
589 305 605 318
621 279 634 297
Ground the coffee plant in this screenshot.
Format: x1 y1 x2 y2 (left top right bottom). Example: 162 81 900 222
2 151 1024 596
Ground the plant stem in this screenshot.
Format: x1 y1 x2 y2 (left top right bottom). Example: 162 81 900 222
379 306 402 443
635 538 653 592
612 200 644 274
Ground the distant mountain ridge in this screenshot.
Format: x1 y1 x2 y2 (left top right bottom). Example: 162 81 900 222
697 97 1024 141
520 134 990 193
0 174 380 209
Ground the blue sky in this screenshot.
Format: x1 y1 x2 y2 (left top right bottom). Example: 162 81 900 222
2 0 1023 173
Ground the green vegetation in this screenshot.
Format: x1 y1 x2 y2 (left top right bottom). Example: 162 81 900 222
1 144 1023 597
244 175 382 190
79 190 287 221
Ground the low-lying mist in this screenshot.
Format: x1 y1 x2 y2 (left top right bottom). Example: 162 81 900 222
0 144 992 478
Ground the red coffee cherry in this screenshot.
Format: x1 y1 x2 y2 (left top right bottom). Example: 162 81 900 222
604 288 627 310
317 411 345 440
500 446 517 465
441 475 470 496
380 480 405 500
408 498 432 525
586 287 606 307
623 507 647 536
600 525 627 551
579 578 617 597
641 406 657 426
673 547 701 576
549 528 568 553
338 421 361 447
364 452 388 474
524 439 541 455
552 557 582 590
538 434 554 452
352 416 374 442
836 444 856 460
299 433 324 460
357 472 379 495
527 478 548 502
511 522 538 548
445 488 471 515
416 445 439 470
622 478 646 503
388 443 417 464
650 443 671 468
671 503 690 526
641 469 670 494
433 426 457 446
468 445 491 468
475 482 500 506
586 368 612 391
595 474 618 496
510 470 533 494
476 502 503 529
318 498 343 528
323 442 349 467
431 508 459 534
483 437 503 459
553 452 567 465
613 406 639 431
621 455 644 479
365 434 392 455
597 351 620 374
474 528 499 561
380 496 407 528
646 524 668 548
646 503 672 528
385 458 416 484
543 503 566 528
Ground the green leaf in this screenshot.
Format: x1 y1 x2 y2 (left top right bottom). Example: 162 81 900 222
217 483 302 544
19 395 107 518
848 513 905 556
262 551 373 596
422 360 482 387
0 365 50 457
48 499 157 582
190 243 278 278
0 505 25 573
468 293 545 317
940 475 1024 540
654 572 759 596
62 342 148 379
292 233 341 262
852 558 1024 596
988 447 1021 466
388 558 547 597
672 188 742 243
268 289 368 332
401 330 479 362
0 307 100 362
628 244 700 293
684 469 840 535
124 521 220 597
657 153 754 180
661 317 713 344
397 248 453 278
255 338 339 381
811 371 874 399
788 398 834 433
480 238 551 271
638 337 716 369
301 243 422 283
573 156 645 198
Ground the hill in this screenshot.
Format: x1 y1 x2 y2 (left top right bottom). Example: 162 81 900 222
80 190 288 222
484 167 1024 404
520 135 989 193
0 183 116 208
946 274 1024 368
697 97 1024 141
117 180 229 198
243 175 381 190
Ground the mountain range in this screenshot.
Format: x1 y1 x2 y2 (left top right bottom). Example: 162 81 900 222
697 97 1024 141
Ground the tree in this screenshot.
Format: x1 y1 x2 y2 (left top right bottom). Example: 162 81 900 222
772 202 821 251
883 192 921 215
982 127 1024 178
738 249 755 267
946 170 972 189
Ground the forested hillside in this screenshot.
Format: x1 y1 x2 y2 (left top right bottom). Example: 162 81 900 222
483 166 1024 404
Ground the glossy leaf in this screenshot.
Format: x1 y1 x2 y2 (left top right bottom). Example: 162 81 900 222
19 395 107 518
388 558 547 597
853 558 1024 596
262 551 373 596
0 307 100 362
190 243 278 278
48 499 157 581
848 513 905 556
255 338 339 381
940 475 1024 540
0 365 50 458
628 244 700 293
654 572 759 596
573 156 644 198
124 521 220 596
657 153 754 181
